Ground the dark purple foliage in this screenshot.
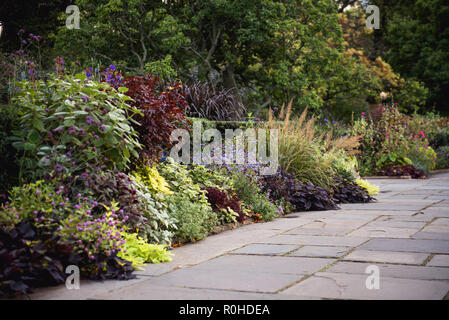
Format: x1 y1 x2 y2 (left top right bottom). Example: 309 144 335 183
376 165 426 179
260 169 338 211
332 176 373 204
0 222 75 297
205 187 246 223
183 82 246 121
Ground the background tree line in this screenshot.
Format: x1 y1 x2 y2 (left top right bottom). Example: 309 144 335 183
1 0 448 118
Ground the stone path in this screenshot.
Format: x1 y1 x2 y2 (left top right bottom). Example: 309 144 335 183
30 173 449 300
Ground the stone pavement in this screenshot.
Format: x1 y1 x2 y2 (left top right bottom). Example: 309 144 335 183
30 173 449 300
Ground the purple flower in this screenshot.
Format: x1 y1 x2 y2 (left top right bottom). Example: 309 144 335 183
110 64 116 71
22 40 27 45
36 190 41 195
86 72 92 78
82 96 89 103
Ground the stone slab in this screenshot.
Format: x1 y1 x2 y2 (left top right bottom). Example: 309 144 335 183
347 226 419 238
123 270 301 293
289 246 350 258
427 255 449 267
185 254 334 275
91 283 320 300
231 244 299 256
412 232 449 241
281 272 449 300
343 249 429 265
359 238 449 254
259 234 369 247
327 261 449 281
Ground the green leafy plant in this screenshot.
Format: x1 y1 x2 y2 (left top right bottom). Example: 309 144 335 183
376 152 412 169
10 74 141 181
117 233 172 269
158 157 218 243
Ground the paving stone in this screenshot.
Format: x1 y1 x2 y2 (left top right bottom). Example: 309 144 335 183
425 195 449 200
412 232 449 241
259 234 369 247
422 225 449 233
347 226 419 238
359 238 449 254
91 283 321 300
231 244 299 256
327 213 380 220
186 254 334 275
427 255 449 267
289 246 350 258
281 272 449 300
131 268 302 293
365 219 426 229
338 209 418 217
339 203 428 211
29 277 149 300
431 218 449 226
343 249 429 265
421 207 449 218
284 227 350 236
387 194 429 200
299 218 368 230
327 261 449 281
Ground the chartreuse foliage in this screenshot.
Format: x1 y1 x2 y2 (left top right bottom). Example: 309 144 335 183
356 178 380 196
118 233 172 269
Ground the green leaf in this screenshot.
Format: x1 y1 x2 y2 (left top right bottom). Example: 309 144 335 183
27 130 40 144
31 119 45 131
118 87 129 93
93 138 104 147
75 73 87 81
23 142 35 151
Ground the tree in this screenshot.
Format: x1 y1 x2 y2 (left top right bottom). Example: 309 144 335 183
171 0 343 114
370 0 449 112
54 0 190 74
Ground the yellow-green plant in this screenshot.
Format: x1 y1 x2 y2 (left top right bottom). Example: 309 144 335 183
355 178 379 196
133 165 173 195
117 233 172 269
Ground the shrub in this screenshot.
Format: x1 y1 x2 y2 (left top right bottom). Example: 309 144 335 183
183 82 246 121
230 170 278 221
76 169 175 244
10 74 141 181
120 75 188 163
158 158 218 243
0 104 20 194
436 146 449 169
353 105 438 175
188 164 233 191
